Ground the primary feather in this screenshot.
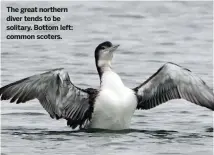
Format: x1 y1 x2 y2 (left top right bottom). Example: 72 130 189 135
134 62 214 110
0 68 97 129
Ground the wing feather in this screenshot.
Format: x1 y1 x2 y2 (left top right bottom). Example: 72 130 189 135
0 68 97 129
134 62 214 110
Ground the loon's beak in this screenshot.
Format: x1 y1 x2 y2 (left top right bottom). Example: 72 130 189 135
109 44 120 52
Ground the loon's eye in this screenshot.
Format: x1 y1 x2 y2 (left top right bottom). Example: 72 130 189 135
101 46 105 50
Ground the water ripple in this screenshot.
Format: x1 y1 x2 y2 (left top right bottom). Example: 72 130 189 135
109 14 145 19
1 112 46 116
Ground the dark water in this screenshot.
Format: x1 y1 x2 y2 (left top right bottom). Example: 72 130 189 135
1 1 213 155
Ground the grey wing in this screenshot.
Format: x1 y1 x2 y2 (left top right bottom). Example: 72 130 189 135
134 62 214 110
0 68 98 129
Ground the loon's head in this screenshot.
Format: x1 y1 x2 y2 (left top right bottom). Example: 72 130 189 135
94 41 119 78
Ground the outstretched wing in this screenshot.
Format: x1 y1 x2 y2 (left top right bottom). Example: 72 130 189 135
134 62 214 110
0 68 98 129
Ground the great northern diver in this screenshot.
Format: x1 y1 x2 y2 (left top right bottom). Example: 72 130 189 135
0 41 214 130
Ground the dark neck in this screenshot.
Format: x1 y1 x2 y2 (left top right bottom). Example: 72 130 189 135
96 66 103 80
95 59 102 80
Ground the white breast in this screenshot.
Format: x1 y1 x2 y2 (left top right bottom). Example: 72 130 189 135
89 71 137 130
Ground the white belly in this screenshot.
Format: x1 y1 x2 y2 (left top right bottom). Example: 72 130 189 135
88 71 137 130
